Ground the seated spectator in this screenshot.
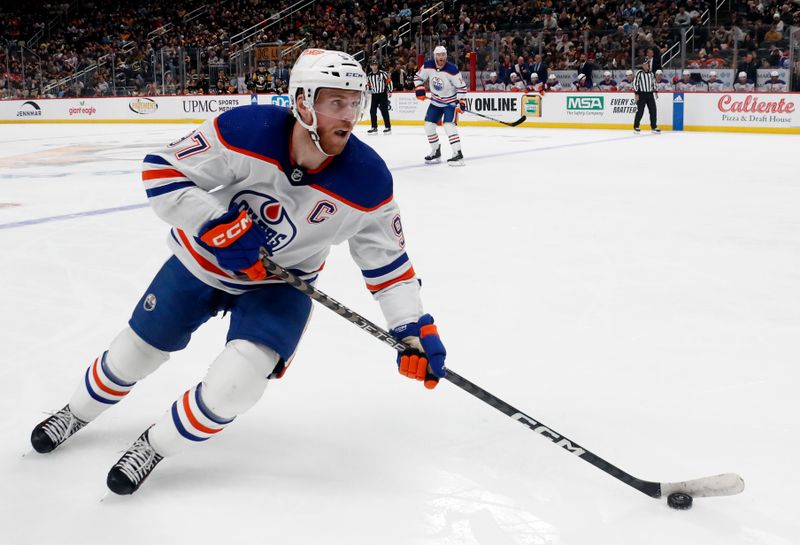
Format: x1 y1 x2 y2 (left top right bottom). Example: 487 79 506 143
484 72 504 91
763 25 782 43
596 71 617 91
617 70 635 91
706 71 728 91
545 73 562 91
654 70 673 91
762 70 786 92
705 48 727 69
733 71 755 91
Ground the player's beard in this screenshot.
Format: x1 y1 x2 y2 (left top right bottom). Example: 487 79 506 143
317 122 353 156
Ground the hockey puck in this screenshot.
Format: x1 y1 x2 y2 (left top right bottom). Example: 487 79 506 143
667 492 693 510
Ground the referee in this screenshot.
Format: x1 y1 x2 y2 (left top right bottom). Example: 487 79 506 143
633 58 661 134
366 58 392 134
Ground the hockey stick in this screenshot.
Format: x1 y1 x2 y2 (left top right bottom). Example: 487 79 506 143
259 252 744 501
462 108 526 127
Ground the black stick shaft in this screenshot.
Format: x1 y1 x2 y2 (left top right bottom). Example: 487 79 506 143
261 255 661 498
463 109 526 127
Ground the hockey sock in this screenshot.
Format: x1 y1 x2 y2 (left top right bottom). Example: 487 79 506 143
68 327 169 422
443 123 461 153
68 351 136 422
147 383 236 457
147 340 277 456
424 122 440 151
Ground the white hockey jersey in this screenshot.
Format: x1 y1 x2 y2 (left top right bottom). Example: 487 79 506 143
141 105 422 329
414 59 467 107
762 79 786 92
707 79 728 91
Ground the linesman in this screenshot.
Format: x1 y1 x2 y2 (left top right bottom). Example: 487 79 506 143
367 58 393 134
633 58 660 134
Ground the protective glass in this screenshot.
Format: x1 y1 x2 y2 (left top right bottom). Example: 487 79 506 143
313 89 367 123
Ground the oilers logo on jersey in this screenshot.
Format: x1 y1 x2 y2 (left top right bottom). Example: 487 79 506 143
231 190 298 253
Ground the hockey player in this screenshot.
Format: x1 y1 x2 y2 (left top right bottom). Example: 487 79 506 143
733 71 755 91
616 70 635 91
762 70 786 92
571 73 590 91
706 71 728 91
654 69 673 91
675 70 696 92
29 49 448 495
484 72 505 91
545 73 562 91
596 71 617 91
506 72 526 92
527 73 543 93
414 45 467 166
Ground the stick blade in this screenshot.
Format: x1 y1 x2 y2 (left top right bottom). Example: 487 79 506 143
660 473 745 498
508 116 526 127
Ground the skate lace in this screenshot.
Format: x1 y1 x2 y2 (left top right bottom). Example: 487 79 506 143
117 437 161 485
41 408 85 445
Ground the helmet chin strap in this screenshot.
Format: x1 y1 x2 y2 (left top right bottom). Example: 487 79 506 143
294 105 334 157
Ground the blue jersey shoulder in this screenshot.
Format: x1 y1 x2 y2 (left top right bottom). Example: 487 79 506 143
215 105 292 162
443 62 460 76
313 136 392 210
422 59 459 76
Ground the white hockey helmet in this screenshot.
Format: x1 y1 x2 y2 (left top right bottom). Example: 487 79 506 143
289 49 368 155
434 45 447 56
770 70 779 77
709 70 717 77
603 71 611 77
738 71 747 78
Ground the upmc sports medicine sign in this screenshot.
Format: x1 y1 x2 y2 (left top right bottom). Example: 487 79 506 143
684 93 800 131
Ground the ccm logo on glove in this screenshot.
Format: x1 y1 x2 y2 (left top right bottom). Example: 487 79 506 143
200 210 252 248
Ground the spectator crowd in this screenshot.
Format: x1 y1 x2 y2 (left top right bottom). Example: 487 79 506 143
1 0 798 99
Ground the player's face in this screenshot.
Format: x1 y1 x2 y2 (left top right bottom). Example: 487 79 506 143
434 52 446 68
313 88 366 153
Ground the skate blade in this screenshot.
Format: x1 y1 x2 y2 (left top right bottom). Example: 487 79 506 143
447 160 465 167
21 448 36 458
424 159 441 164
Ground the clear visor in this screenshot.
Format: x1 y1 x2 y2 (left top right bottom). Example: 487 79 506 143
313 90 367 124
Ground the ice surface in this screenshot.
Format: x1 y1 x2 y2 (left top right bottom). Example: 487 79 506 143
1 122 798 545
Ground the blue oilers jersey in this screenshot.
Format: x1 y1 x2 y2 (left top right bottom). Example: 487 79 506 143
141 105 422 329
414 60 467 107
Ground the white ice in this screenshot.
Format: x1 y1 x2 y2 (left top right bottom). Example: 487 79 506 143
0 122 798 545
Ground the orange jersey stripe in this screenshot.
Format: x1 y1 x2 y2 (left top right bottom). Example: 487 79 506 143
366 266 415 292
176 228 235 278
182 391 223 435
142 168 186 181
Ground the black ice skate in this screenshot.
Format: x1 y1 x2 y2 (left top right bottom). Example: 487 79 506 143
447 150 465 167
633 127 641 134
383 127 392 134
424 145 441 163
367 127 378 134
652 127 661 134
106 428 164 495
30 405 88 453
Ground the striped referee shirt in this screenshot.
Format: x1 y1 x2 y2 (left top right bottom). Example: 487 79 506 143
633 69 656 92
367 70 393 94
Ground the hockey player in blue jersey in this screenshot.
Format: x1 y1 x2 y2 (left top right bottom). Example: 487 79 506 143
414 45 467 166
29 49 448 495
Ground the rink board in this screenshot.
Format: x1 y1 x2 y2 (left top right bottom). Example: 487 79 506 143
1 92 798 133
